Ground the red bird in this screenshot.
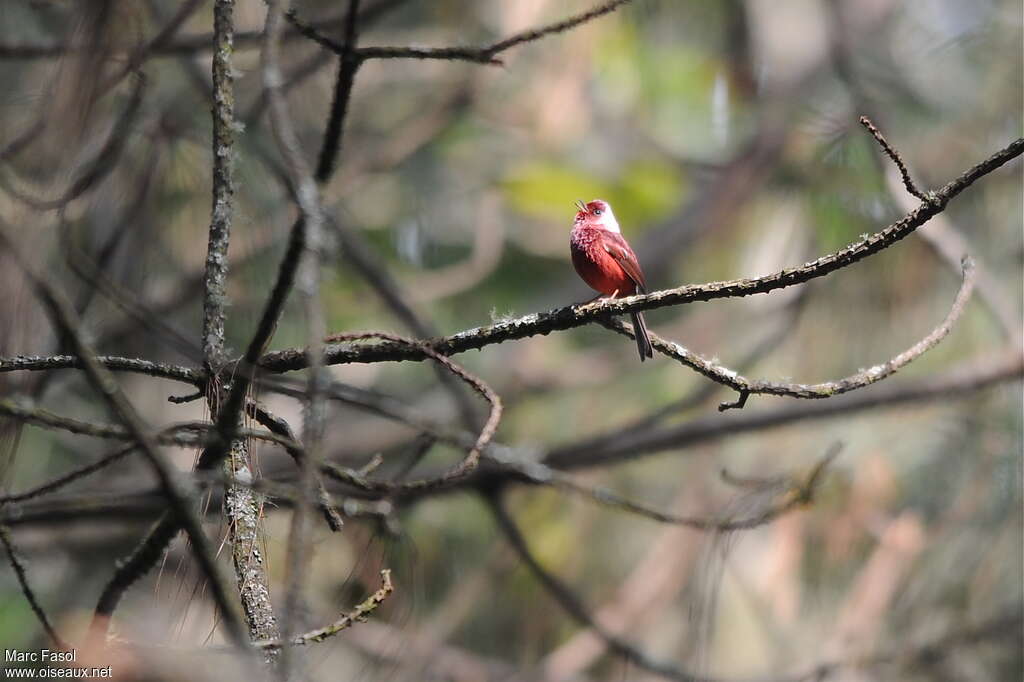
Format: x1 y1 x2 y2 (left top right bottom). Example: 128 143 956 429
570 199 654 361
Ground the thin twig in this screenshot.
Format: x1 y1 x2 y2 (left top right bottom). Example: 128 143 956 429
348 0 634 66
794 609 1023 681
294 0 483 430
487 495 702 682
544 350 1023 471
0 524 67 648
547 444 839 530
0 399 302 451
253 569 394 649
0 443 135 505
97 0 206 94
63 218 201 363
0 399 137 441
320 331 502 493
262 0 332 671
65 145 159 325
0 0 406 60
312 1 361 182
601 257 976 410
92 513 181 631
246 401 344 531
859 115 929 202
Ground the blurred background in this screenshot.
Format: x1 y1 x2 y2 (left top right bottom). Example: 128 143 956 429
0 0 1021 680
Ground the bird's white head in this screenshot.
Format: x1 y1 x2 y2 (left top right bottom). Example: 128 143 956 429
574 199 620 233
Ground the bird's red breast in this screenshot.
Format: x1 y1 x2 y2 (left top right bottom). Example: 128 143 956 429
570 226 641 296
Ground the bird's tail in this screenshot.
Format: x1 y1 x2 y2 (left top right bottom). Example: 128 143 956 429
631 311 654 361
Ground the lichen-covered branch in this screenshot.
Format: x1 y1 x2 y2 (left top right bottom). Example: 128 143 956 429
0 354 201 384
202 0 281 651
203 0 237 373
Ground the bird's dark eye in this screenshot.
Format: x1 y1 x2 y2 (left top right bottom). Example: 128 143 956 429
593 208 603 216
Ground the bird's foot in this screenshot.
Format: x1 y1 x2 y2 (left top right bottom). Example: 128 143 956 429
579 291 619 307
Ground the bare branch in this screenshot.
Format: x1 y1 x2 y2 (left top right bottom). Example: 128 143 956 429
0 0 406 59
262 0 333 670
313 2 362 182
0 396 301 453
0 354 201 384
0 399 138 441
0 524 67 648
292 1 485 431
259 351 1020 504
545 350 1023 471
350 0 634 66
97 0 206 94
795 609 1022 681
62 214 201 363
4 346 1017 527
547 444 839 530
252 569 393 649
246 401 344 531
258 135 1023 374
0 443 134 505
487 495 701 682
203 0 238 374
198 0 282 651
320 331 502 493
92 514 181 632
601 257 976 410
859 115 928 202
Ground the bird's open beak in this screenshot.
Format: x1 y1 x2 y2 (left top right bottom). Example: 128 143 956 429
574 199 587 213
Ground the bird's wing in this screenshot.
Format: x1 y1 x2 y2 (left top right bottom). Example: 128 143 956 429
602 232 647 293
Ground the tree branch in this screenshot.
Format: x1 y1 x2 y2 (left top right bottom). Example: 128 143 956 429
487 494 701 682
203 0 238 374
246 401 344 531
545 350 1023 471
252 569 393 649
601 257 976 410
343 0 634 66
0 524 67 648
543 444 839 530
318 331 502 494
0 354 201 384
201 0 282 652
258 135 1023 374
858 115 928 202
262 0 333 671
